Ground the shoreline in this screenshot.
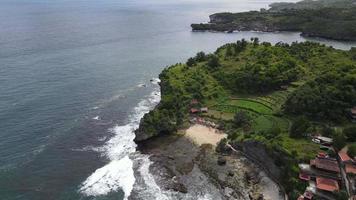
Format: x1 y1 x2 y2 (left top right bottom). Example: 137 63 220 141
137 124 285 200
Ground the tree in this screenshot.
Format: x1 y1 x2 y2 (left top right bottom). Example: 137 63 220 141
350 47 356 60
207 55 220 69
348 144 356 158
290 116 310 138
251 37 259 46
195 51 207 62
334 190 348 200
186 57 196 67
225 46 233 57
233 111 250 128
343 125 356 142
333 133 346 151
322 125 335 137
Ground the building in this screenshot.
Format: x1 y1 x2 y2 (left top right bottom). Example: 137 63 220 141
310 157 340 173
200 107 208 113
299 172 311 181
345 163 356 174
314 136 333 146
303 191 313 200
190 108 199 114
316 177 339 192
339 151 352 163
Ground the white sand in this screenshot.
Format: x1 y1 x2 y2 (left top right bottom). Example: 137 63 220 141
185 124 226 146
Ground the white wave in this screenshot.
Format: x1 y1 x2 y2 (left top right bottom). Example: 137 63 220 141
93 116 100 120
80 89 161 198
137 83 147 88
133 155 172 200
71 146 102 153
150 78 161 85
79 156 134 200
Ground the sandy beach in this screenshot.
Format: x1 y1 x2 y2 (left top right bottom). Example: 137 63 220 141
184 124 226 146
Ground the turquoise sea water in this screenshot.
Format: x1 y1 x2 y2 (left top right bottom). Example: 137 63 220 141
0 0 355 199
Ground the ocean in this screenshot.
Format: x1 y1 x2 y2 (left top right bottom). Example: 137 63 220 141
0 0 355 199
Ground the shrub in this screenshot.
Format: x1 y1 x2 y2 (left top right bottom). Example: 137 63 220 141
290 116 310 138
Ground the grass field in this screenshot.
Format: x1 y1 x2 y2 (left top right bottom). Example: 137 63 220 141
203 88 320 160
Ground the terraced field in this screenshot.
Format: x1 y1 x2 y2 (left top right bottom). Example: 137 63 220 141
208 92 292 132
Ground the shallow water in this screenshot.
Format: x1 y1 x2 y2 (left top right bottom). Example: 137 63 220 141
0 0 355 199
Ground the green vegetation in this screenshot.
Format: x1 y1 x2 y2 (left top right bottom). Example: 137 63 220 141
333 133 347 151
348 144 356 158
191 0 356 41
137 40 356 197
344 125 356 142
290 116 310 138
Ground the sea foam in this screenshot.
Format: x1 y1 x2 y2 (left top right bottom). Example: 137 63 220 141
80 88 161 199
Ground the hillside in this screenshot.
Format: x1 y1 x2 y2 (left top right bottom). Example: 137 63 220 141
135 40 356 198
191 0 356 41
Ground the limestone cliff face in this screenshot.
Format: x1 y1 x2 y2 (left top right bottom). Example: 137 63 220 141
231 140 288 193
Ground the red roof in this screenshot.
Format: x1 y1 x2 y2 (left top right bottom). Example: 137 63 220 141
311 158 340 173
297 195 304 200
346 163 356 174
316 177 339 192
303 191 313 200
190 108 199 113
299 173 311 181
339 151 352 162
318 152 327 158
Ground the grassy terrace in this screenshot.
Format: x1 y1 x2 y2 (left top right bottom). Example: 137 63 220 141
204 88 320 161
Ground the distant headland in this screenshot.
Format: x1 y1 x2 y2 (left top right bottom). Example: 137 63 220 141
191 0 356 41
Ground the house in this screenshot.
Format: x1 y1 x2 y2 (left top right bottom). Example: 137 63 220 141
297 192 313 200
339 151 352 163
316 177 339 192
303 191 313 200
200 107 208 113
317 152 327 159
345 163 356 174
310 157 340 173
190 108 199 114
314 136 333 146
299 172 311 181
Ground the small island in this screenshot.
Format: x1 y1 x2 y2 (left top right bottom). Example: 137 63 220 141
191 0 356 41
136 39 356 199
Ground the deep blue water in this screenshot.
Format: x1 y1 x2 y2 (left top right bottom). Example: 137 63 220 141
0 0 355 199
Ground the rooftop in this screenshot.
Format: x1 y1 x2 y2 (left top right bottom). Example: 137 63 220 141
338 151 352 162
345 163 356 174
316 177 339 192
314 136 333 143
190 108 199 113
299 173 311 181
310 158 340 173
303 191 313 200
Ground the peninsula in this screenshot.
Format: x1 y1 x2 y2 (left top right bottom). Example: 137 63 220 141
191 0 356 41
136 40 356 199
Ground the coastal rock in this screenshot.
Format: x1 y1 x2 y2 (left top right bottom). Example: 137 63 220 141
231 140 286 188
217 156 227 165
